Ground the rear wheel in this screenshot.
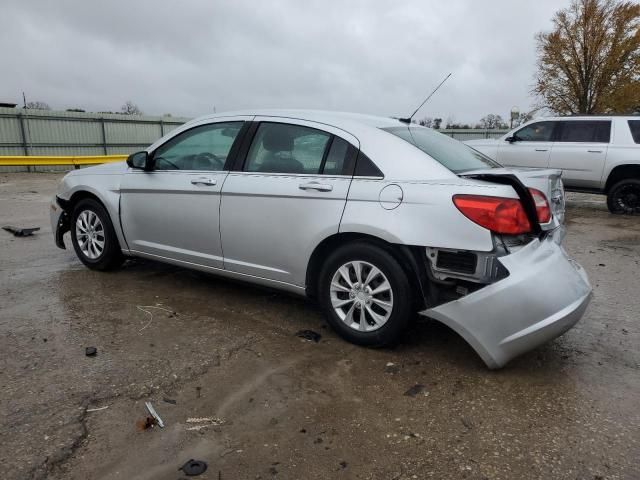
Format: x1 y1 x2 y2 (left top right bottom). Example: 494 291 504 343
318 242 413 347
70 198 124 271
607 179 640 215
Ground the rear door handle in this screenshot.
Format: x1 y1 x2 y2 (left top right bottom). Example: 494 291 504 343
535 148 548 152
299 182 333 192
191 177 217 186
587 150 603 153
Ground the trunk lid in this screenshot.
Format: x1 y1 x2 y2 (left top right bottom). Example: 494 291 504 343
461 167 565 228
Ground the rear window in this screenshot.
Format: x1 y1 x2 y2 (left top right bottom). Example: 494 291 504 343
557 120 611 143
628 120 640 144
382 126 500 173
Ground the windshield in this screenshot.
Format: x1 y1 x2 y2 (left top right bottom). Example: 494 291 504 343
382 126 501 173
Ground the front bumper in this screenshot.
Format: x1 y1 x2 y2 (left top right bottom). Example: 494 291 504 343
421 231 592 369
50 196 70 249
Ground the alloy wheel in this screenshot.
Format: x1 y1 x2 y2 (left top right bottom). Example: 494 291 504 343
75 210 105 259
330 260 394 332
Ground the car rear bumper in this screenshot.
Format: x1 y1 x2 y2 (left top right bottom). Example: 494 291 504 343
421 230 592 369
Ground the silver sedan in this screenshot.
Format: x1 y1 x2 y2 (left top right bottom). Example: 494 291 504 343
50 110 592 368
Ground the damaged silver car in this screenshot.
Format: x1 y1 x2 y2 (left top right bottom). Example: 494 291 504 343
50 110 592 368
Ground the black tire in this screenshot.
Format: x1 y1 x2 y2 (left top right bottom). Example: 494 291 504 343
70 198 124 271
607 179 640 215
318 242 413 347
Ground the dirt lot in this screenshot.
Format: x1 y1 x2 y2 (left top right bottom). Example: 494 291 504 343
0 172 639 480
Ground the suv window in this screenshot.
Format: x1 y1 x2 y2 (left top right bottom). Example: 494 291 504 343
244 123 331 174
557 120 611 143
513 121 556 142
628 120 640 144
153 122 243 171
382 126 500 174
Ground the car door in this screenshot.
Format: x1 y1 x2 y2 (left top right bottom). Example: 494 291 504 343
219 118 358 286
548 120 610 189
120 119 248 268
497 121 557 169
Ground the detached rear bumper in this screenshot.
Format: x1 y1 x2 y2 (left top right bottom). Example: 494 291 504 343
421 233 592 369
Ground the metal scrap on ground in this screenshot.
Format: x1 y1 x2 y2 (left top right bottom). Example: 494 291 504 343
2 226 40 237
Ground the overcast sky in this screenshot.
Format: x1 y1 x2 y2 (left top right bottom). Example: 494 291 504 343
1 0 564 123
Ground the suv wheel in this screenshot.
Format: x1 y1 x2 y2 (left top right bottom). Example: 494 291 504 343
70 198 124 270
318 242 413 346
607 179 640 215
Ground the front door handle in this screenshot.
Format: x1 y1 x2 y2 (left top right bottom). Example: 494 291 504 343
587 150 603 153
299 182 333 192
191 177 217 186
535 148 548 152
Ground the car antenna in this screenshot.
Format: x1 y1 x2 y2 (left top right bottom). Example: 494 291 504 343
399 72 452 124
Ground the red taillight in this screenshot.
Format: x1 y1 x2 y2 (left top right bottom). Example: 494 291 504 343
453 194 531 234
528 188 551 223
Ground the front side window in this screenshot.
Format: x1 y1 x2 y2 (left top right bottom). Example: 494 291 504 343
513 121 556 142
244 123 331 174
557 120 611 143
153 122 243 171
628 120 640 144
382 126 500 174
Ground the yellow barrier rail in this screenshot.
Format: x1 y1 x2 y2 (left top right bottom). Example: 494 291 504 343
0 155 128 167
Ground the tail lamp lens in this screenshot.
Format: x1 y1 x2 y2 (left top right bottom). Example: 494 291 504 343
528 188 551 223
453 195 531 234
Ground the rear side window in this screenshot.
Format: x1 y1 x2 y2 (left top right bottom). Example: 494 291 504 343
382 126 500 174
513 121 557 142
245 123 331 174
557 121 611 143
628 120 640 143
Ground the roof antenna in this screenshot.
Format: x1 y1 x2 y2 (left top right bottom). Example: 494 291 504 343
399 72 452 124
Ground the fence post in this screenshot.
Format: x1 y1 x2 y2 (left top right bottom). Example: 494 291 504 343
18 112 31 172
100 117 108 155
485 130 489 139
159 119 164 137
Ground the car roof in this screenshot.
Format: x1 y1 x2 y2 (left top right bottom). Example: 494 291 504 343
190 109 404 131
537 115 639 121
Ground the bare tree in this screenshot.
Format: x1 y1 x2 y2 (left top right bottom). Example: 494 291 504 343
478 114 507 129
534 0 640 114
432 118 443 130
25 101 51 110
121 101 143 115
418 117 434 128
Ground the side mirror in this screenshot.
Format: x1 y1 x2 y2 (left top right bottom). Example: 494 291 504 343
127 151 150 170
505 136 518 143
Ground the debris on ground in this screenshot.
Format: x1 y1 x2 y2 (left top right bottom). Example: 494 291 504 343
461 417 474 430
135 416 157 431
2 225 40 237
85 346 97 357
86 405 109 413
185 417 225 431
196 386 202 398
384 362 400 374
162 397 177 405
403 384 426 397
145 401 165 428
179 459 208 476
136 304 177 332
296 329 321 342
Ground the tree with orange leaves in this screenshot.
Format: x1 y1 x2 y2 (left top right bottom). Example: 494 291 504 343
534 0 640 114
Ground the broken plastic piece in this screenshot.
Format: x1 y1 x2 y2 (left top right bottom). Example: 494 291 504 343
179 459 208 476
296 329 321 342
85 347 97 357
145 401 165 428
403 384 425 397
3 226 40 237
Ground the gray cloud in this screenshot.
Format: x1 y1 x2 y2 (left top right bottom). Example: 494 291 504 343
1 0 561 123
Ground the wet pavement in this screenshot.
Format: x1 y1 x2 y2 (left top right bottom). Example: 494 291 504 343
1 172 639 480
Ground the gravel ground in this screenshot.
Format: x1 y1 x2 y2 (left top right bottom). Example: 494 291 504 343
0 173 639 480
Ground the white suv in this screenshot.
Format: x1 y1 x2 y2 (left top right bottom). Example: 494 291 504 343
466 116 640 214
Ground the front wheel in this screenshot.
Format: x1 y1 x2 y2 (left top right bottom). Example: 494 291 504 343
70 198 124 271
318 242 413 347
607 179 640 215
